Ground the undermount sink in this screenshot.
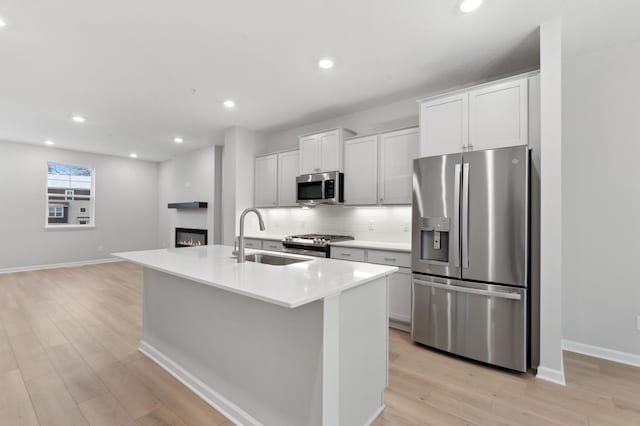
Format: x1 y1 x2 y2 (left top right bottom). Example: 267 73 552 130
245 253 310 266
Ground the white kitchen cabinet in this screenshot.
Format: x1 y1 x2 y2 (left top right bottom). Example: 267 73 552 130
379 127 419 205
469 78 528 150
298 128 355 174
419 93 469 157
262 240 284 252
277 150 299 207
344 135 379 205
243 238 262 249
299 135 320 175
254 154 278 208
388 268 412 327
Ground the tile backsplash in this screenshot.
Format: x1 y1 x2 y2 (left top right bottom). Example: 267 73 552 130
245 205 412 243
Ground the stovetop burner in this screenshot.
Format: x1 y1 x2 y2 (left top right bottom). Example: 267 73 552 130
283 233 354 248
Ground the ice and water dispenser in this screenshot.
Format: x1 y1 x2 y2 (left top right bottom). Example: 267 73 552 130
419 217 450 263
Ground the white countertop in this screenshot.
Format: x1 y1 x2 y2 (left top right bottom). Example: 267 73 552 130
114 245 397 309
329 240 411 253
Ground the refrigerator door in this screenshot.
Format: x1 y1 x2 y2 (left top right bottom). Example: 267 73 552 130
461 145 528 287
412 154 462 278
412 274 527 372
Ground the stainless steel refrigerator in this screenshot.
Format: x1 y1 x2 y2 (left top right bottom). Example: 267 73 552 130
411 145 529 372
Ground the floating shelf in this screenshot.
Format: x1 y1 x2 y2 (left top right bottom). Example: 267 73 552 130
168 202 208 209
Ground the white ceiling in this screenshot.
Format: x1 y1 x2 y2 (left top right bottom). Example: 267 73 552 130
0 0 639 161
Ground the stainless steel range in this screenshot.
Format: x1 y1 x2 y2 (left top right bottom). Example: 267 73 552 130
282 234 354 258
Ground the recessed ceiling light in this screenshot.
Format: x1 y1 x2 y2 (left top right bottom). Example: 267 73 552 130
44 140 55 146
223 100 236 109
129 153 138 158
318 58 334 70
460 0 482 12
71 115 86 123
173 137 184 144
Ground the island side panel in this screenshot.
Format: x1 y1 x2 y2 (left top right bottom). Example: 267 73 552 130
141 268 325 426
336 276 388 425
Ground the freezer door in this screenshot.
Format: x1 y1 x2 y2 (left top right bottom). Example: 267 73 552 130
412 274 527 372
412 154 462 278
461 145 528 287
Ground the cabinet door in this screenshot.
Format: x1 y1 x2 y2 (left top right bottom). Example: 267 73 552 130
254 154 278 208
379 127 419 205
344 135 378 205
299 135 319 174
420 93 469 157
278 150 300 207
318 129 341 172
389 269 412 325
469 78 528 150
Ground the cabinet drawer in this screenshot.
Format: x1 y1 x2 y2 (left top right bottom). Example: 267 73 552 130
367 250 411 268
262 240 284 252
330 247 366 262
243 238 262 249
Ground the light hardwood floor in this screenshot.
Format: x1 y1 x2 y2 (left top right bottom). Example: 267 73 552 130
0 262 638 425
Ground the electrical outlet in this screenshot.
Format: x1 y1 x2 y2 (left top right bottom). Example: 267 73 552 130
636 315 640 331
368 221 374 231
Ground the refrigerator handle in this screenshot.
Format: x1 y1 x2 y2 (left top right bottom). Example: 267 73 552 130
462 163 470 269
413 278 522 301
453 164 461 268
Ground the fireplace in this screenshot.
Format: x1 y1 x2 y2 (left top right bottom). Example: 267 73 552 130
175 228 208 248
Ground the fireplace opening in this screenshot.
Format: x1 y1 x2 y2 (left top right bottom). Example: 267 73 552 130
175 228 208 248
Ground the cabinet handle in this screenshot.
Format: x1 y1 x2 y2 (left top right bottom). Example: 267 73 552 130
384 257 397 262
341 253 352 257
379 198 383 202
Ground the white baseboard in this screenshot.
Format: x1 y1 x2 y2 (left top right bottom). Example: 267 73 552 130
563 339 640 368
365 404 385 426
0 257 122 274
139 340 260 426
536 366 566 386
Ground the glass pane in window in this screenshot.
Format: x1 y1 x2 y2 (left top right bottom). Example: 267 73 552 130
47 163 93 225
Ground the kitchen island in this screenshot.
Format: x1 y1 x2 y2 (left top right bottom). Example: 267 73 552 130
114 245 397 426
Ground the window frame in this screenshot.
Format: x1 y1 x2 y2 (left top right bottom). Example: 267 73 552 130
45 162 96 230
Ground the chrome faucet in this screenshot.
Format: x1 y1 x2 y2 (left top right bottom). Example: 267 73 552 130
236 208 266 263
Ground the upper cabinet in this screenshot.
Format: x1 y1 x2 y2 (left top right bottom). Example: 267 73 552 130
343 127 419 206
379 127 420 205
419 75 533 157
299 128 355 174
277 150 300 207
419 93 469 157
255 150 299 208
254 154 278 208
344 135 379 205
468 79 528 151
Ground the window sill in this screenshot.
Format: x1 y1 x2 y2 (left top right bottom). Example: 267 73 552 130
44 225 96 231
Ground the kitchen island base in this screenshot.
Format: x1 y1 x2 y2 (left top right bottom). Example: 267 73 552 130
139 267 389 425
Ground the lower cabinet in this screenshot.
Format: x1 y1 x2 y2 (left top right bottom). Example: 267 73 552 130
243 238 263 249
262 240 284 252
330 246 412 331
388 268 412 331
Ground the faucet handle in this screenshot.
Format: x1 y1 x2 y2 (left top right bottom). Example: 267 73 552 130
232 236 239 256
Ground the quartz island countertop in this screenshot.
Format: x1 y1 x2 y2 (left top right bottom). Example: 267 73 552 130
114 245 397 308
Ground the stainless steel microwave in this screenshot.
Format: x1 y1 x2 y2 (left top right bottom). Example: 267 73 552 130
296 171 344 206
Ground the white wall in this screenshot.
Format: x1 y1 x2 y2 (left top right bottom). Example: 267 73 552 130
0 140 159 270
265 97 419 153
244 206 412 243
157 146 216 248
562 37 640 358
537 18 565 385
221 127 268 245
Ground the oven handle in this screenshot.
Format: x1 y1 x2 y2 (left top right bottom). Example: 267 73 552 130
413 278 522 300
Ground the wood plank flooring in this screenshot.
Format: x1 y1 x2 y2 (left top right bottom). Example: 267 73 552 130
0 261 638 425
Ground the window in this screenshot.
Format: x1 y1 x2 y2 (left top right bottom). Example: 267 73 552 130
47 163 95 226
48 206 64 218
